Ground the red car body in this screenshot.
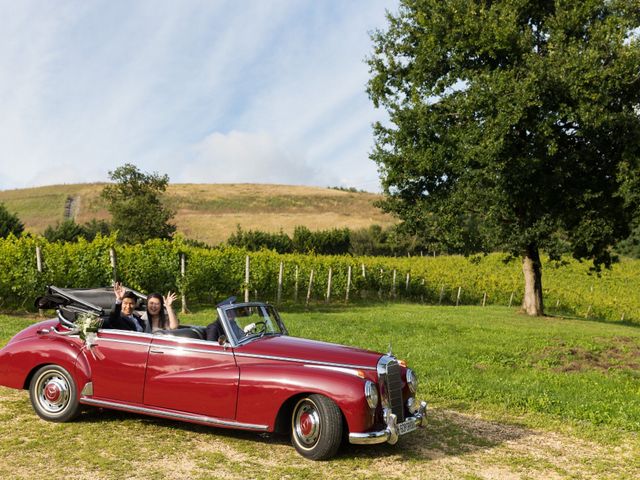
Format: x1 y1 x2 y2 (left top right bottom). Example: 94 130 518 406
0 286 427 460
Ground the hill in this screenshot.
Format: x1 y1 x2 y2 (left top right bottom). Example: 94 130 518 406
0 183 395 245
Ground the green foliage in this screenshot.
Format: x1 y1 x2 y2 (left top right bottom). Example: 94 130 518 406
43 219 112 243
0 203 24 238
367 1 640 283
101 163 176 244
44 220 86 243
226 225 351 255
227 225 293 253
1 236 639 324
292 226 350 255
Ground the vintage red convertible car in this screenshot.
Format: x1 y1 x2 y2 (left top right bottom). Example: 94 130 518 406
0 286 427 460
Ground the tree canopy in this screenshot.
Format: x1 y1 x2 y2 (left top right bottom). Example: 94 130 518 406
102 164 175 244
368 0 640 315
0 203 24 238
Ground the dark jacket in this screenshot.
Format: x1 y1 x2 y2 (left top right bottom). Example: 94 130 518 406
103 302 148 332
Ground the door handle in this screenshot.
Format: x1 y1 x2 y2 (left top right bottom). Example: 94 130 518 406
150 349 165 354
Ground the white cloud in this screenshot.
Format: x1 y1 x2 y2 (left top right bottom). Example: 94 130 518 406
181 130 328 185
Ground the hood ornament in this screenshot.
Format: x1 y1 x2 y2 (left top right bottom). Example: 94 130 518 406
387 341 393 357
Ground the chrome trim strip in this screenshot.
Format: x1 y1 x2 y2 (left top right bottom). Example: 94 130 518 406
304 365 366 377
79 397 269 431
235 352 377 371
99 337 151 348
149 344 233 356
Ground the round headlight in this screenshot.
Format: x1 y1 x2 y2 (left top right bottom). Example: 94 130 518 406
364 381 379 409
406 368 418 394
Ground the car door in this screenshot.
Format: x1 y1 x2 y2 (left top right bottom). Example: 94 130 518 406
86 329 151 404
143 335 239 420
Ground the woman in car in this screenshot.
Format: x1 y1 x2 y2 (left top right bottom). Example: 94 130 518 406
143 291 179 332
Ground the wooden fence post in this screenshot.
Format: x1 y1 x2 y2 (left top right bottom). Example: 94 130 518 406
346 265 352 303
325 267 332 303
36 246 43 316
244 255 250 302
306 269 314 306
456 286 462 306
482 292 487 307
508 291 514 308
109 247 117 284
294 265 299 302
180 253 188 314
405 273 410 292
277 261 284 304
392 269 397 298
439 285 445 305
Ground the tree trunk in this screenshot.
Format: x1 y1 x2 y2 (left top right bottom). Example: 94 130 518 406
521 244 544 316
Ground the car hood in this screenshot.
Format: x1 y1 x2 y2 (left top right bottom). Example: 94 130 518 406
236 335 383 370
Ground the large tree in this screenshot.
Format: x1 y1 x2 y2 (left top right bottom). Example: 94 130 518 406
368 0 640 315
102 164 176 244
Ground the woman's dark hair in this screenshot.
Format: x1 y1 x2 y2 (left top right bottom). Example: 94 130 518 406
146 293 168 330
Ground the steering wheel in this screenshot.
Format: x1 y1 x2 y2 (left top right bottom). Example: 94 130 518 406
245 321 267 335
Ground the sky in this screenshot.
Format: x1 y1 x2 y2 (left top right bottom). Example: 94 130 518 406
0 0 398 192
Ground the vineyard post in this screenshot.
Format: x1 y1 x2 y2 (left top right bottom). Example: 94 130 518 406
456 286 462 306
244 255 250 302
180 253 188 314
109 247 117 284
508 291 514 308
439 285 445 305
378 269 383 299
325 267 332 303
405 272 410 292
482 292 487 307
392 269 397 298
277 261 283 304
36 246 43 316
621 312 625 321
306 269 314 306
294 265 299 302
346 265 352 302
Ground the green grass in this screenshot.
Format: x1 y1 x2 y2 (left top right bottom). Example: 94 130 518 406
175 304 640 439
1 305 639 479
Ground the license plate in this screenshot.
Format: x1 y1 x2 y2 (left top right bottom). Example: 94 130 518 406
397 420 417 435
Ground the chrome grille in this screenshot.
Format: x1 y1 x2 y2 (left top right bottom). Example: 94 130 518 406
385 360 405 422
377 356 405 423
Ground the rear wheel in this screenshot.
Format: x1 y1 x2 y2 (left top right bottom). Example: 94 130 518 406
291 394 343 460
29 365 79 422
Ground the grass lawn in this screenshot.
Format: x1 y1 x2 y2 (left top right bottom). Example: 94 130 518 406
0 305 639 479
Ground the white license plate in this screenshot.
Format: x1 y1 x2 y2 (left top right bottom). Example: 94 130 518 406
397 420 417 435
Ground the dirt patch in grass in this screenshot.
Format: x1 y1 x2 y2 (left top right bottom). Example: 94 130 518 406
532 336 640 373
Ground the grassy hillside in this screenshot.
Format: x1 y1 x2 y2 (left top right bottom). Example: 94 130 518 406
0 183 395 245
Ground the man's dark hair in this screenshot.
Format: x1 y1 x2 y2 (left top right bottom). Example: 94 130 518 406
123 291 137 302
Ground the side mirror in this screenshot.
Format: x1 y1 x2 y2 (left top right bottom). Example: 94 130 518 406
218 335 227 346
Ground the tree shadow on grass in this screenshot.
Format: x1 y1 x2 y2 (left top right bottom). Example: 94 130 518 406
76 406 533 462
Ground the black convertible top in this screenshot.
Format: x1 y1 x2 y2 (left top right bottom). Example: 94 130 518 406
35 286 147 326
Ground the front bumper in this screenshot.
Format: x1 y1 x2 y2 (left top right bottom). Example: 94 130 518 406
349 400 427 445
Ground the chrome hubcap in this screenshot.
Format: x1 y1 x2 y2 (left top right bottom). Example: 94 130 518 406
37 371 70 414
294 400 320 447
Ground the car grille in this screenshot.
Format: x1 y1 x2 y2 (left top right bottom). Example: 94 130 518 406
384 359 405 423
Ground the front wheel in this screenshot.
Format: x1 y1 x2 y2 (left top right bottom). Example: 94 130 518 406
29 365 80 422
291 394 343 460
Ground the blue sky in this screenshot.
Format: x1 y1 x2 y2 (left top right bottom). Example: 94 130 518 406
0 0 397 191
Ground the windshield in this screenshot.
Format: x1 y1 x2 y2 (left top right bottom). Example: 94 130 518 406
221 304 286 345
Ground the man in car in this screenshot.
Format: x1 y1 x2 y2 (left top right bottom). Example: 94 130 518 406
102 282 147 332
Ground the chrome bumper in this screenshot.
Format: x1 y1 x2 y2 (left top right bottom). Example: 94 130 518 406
349 401 427 445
